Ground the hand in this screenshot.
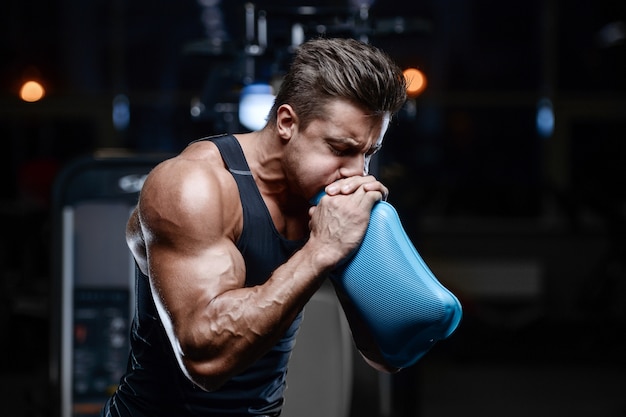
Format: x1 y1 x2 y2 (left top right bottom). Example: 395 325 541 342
307 176 388 268
324 175 389 201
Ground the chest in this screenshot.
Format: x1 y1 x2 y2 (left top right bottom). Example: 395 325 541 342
262 197 310 241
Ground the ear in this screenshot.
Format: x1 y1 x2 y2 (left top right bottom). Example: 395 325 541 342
276 104 298 140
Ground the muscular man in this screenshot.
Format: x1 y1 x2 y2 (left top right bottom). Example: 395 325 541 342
102 37 407 416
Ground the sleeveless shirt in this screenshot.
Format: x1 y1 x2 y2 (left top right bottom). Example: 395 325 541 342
102 134 306 417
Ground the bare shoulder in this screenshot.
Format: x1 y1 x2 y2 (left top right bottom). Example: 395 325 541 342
138 140 242 243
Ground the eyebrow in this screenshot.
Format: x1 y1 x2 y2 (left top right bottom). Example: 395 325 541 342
327 135 359 145
326 136 366 153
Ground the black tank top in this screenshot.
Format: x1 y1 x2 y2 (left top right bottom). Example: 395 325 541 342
102 134 305 417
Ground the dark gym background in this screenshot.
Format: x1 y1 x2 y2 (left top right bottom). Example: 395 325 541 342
1 1 625 416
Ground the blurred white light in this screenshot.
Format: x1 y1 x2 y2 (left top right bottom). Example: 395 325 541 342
536 98 554 139
239 83 275 131
190 97 205 118
348 0 376 7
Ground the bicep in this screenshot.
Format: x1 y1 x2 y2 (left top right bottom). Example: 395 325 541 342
137 157 245 338
147 237 246 327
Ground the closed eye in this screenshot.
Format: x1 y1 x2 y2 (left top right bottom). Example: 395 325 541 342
328 142 359 157
328 138 379 158
329 146 349 156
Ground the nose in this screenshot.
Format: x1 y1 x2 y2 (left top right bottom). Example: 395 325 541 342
339 154 366 178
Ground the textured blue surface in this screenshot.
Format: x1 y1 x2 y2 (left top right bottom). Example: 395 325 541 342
316 194 462 368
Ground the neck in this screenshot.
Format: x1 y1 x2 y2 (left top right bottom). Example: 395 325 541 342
237 129 308 211
236 129 310 240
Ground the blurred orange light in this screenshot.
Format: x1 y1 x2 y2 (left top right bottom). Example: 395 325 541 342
403 68 427 97
20 80 46 102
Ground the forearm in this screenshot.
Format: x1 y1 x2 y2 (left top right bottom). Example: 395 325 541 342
180 242 332 390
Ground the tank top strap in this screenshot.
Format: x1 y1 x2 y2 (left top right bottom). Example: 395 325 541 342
202 132 306 279
203 134 252 174
204 135 267 232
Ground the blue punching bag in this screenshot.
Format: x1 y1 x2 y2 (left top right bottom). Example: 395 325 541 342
313 193 462 368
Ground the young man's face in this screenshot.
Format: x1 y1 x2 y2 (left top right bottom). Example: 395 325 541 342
281 99 389 200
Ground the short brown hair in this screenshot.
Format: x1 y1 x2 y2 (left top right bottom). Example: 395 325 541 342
267 37 407 131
